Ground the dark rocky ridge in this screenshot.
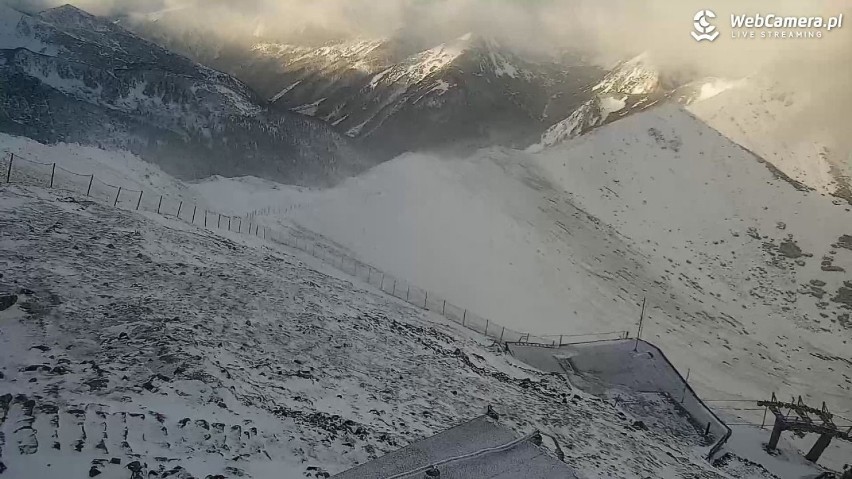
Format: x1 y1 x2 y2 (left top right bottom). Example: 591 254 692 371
0 4 365 186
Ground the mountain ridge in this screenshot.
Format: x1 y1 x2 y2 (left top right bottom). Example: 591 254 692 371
0 3 365 186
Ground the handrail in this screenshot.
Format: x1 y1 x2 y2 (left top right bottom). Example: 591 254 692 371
506 338 733 460
630 339 733 460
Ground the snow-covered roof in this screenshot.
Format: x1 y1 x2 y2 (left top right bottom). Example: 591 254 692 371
333 415 581 478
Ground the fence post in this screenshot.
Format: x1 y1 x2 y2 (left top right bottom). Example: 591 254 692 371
559 335 563 347
136 190 143 210
85 175 93 196
442 300 446 315
177 201 183 218
237 217 241 232
704 422 711 436
113 186 121 207
406 286 410 301
5 153 12 182
424 291 428 309
485 320 489 337
634 297 646 352
228 217 231 231
380 274 385 290
204 211 207 227
218 213 222 228
157 195 163 214
367 267 372 282
49 163 55 188
462 309 467 326
191 205 197 223
500 326 505 342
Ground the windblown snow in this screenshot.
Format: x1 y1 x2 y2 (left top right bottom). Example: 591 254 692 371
1 99 851 477
1 144 813 479
229 105 852 444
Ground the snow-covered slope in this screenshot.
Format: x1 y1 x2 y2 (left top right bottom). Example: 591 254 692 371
530 53 666 149
532 104 852 418
0 4 363 186
209 104 852 449
2 130 848 475
530 96 626 152
247 151 651 339
531 54 732 151
689 77 850 202
2 179 795 479
593 53 661 96
0 132 194 201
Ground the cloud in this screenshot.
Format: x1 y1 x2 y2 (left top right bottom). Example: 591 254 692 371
5 0 851 158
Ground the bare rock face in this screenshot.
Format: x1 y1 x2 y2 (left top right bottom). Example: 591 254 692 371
0 293 17 311
836 235 852 251
832 282 852 308
778 238 804 258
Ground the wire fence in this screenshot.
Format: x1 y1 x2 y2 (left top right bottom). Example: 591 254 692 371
245 212 631 346
1 150 630 348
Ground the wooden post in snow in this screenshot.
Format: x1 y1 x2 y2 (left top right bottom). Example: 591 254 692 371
634 297 646 352
6 153 13 182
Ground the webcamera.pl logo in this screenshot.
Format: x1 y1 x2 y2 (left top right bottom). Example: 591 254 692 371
692 9 844 41
692 10 719 41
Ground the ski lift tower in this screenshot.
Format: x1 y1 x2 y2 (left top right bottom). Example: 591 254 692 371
757 393 852 463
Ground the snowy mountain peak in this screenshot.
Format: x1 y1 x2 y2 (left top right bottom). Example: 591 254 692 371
594 52 661 95
38 3 101 29
39 3 90 16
